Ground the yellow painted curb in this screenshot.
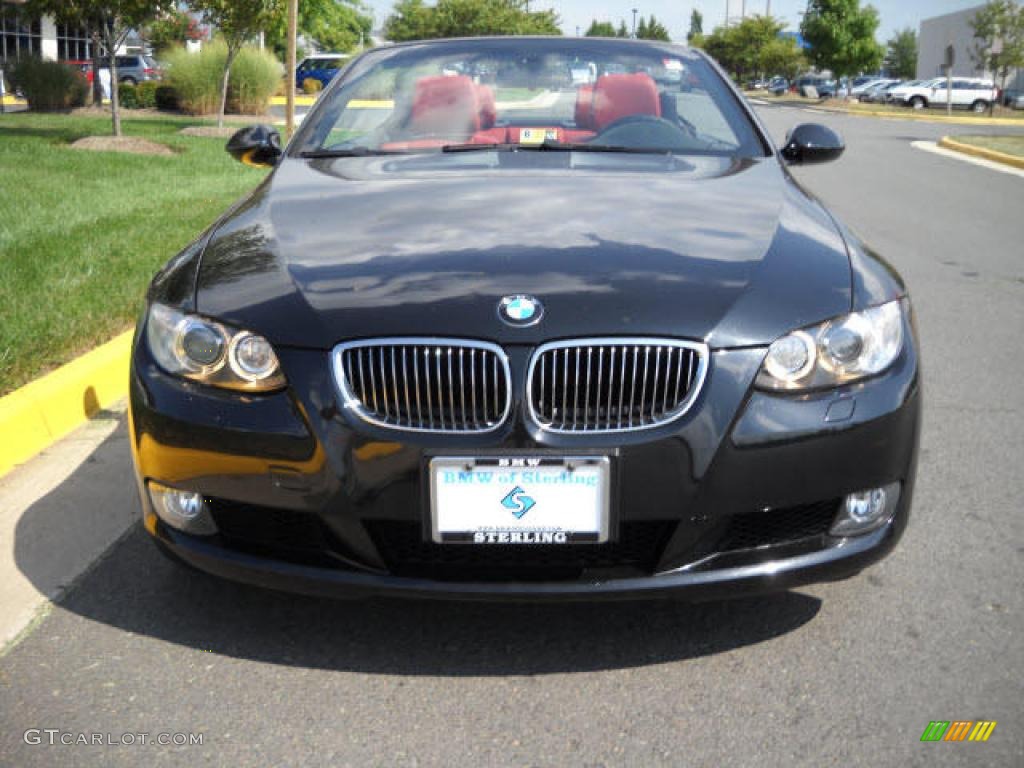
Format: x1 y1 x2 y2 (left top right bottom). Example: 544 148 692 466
842 108 1024 126
938 136 1024 170
760 98 1024 126
269 96 317 106
0 330 134 478
268 96 393 109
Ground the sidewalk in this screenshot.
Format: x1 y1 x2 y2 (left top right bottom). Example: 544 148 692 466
0 401 136 651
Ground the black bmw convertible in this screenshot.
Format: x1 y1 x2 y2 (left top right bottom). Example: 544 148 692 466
129 37 920 600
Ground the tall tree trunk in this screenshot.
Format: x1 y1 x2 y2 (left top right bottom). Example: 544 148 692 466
218 46 238 130
106 28 121 137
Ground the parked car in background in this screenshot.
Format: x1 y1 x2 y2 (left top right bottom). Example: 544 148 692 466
851 78 895 99
859 80 903 104
1002 87 1024 109
767 76 788 95
890 77 996 112
62 59 94 84
101 54 161 85
295 54 350 90
795 75 837 98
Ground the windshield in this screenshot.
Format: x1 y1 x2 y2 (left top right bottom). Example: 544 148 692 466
293 39 766 158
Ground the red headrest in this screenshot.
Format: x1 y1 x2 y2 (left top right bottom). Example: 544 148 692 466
575 84 595 129
409 75 481 136
592 73 661 130
476 84 497 129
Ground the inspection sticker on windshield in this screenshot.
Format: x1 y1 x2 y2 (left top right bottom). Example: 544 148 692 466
519 128 559 145
663 58 684 71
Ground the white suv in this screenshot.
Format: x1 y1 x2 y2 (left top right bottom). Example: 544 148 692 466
891 77 997 112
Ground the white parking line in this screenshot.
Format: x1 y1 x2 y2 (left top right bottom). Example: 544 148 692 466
912 140 1024 178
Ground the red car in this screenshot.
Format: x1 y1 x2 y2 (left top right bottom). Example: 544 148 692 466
62 60 94 84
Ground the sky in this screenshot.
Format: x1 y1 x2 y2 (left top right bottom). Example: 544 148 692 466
361 0 991 44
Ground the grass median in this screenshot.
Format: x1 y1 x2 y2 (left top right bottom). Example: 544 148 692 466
947 134 1024 158
0 112 270 395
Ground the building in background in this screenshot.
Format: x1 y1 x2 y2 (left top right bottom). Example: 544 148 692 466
918 3 1021 86
1 0 144 65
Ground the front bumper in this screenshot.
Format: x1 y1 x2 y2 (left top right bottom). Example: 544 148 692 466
130 317 921 601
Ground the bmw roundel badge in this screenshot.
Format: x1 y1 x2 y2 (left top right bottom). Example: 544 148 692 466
498 295 544 327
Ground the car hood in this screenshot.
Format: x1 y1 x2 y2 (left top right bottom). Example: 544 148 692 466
195 154 852 349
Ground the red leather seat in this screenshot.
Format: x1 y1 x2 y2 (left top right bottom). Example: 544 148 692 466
408 75 481 137
591 73 661 130
476 84 497 129
575 84 595 129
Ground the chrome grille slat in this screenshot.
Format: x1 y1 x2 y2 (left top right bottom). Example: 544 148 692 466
334 339 510 433
527 338 707 434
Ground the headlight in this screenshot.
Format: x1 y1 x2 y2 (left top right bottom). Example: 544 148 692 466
145 303 286 392
756 299 904 391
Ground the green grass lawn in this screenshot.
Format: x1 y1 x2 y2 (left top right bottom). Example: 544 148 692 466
950 134 1024 158
0 112 270 395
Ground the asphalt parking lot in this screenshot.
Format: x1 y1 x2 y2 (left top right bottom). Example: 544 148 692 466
1 106 1022 767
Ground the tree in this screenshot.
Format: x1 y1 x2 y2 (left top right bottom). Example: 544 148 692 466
585 20 617 38
703 15 785 82
192 0 281 129
970 0 1024 112
616 20 629 38
264 0 372 59
25 0 168 136
636 16 648 40
885 27 917 80
801 0 884 93
145 8 205 55
760 35 805 82
637 15 671 42
384 0 438 41
687 9 703 43
384 0 561 41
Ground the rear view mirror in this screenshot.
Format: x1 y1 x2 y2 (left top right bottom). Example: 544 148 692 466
226 125 282 167
781 123 845 165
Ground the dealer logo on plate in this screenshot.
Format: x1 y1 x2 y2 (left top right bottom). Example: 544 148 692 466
497 295 543 327
500 486 536 519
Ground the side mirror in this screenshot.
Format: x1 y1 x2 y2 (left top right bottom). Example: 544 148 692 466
226 124 282 167
781 123 845 165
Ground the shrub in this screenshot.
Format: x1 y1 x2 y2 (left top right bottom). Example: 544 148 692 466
154 84 180 111
8 58 88 111
118 82 138 108
164 41 282 116
302 77 323 95
228 46 284 114
135 80 159 108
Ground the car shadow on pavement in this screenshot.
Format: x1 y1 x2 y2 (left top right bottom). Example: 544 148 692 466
14 425 822 676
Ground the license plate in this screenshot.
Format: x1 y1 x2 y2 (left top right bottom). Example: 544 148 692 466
429 457 610 544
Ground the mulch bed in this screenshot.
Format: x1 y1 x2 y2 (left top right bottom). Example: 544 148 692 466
69 136 175 156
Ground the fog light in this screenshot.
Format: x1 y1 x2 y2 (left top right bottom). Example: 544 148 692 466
148 482 217 535
830 483 901 536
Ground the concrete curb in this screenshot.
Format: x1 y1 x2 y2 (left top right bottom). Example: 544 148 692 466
938 136 1024 170
0 330 134 478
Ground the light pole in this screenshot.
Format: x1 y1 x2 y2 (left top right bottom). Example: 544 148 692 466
631 8 638 38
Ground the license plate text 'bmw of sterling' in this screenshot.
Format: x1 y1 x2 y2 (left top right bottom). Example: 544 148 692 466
430 457 611 544
131 36 921 601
